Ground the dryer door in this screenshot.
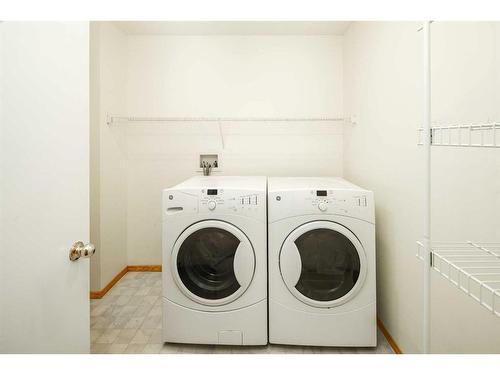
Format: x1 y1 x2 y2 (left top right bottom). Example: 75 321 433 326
280 221 367 308
171 220 256 306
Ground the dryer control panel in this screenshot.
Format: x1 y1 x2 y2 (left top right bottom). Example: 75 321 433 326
311 189 368 211
268 188 374 224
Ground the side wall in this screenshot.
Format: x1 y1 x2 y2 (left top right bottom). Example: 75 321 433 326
90 23 128 290
343 21 500 353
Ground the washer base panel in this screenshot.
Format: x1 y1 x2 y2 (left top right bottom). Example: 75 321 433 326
163 298 268 345
269 300 377 347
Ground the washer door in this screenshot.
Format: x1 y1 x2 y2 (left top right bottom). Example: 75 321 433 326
279 221 367 308
171 220 256 306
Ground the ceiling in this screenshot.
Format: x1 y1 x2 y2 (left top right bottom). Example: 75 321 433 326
112 21 352 36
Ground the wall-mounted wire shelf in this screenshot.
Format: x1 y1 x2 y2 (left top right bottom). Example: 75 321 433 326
105 114 354 150
417 123 500 148
416 241 500 316
106 115 351 126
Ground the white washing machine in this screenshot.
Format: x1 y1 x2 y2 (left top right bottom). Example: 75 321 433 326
162 176 267 345
268 177 376 347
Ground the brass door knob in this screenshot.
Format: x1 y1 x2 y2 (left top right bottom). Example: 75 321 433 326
69 241 96 261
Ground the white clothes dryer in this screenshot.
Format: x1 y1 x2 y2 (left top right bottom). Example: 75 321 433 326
268 177 376 347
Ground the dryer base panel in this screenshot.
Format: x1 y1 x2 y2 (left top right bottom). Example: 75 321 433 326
269 299 376 347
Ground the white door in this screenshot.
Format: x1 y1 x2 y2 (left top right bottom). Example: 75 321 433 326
0 22 91 353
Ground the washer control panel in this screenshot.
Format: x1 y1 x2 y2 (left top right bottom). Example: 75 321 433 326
199 189 261 212
199 189 264 217
163 187 265 220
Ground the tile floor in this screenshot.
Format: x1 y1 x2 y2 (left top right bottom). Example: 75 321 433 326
90 272 394 354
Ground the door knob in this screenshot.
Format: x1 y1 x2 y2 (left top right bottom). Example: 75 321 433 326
69 241 96 261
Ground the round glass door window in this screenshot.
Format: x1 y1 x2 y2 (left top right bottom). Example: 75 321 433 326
280 221 366 308
177 227 240 300
172 220 256 306
294 228 360 301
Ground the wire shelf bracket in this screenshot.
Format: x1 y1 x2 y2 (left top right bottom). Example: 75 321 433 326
417 123 500 148
416 241 500 317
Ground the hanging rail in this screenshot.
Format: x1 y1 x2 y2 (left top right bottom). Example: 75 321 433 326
106 115 350 125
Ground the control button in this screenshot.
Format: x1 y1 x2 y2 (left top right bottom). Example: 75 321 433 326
361 196 367 206
318 201 327 212
208 201 217 210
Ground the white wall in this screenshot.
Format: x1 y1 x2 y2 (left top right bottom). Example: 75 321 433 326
343 21 424 353
90 29 344 279
343 21 500 353
90 23 128 290
123 35 345 265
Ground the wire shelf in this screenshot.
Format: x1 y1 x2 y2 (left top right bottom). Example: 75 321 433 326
107 115 349 125
416 241 500 316
417 123 500 148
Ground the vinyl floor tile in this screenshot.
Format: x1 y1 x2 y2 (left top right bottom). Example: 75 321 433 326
91 272 394 355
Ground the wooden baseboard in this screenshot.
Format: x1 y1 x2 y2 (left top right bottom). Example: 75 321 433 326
90 266 128 299
90 265 161 299
377 318 403 354
127 265 162 272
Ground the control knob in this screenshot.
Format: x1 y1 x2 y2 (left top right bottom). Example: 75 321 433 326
318 201 327 212
208 201 217 211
